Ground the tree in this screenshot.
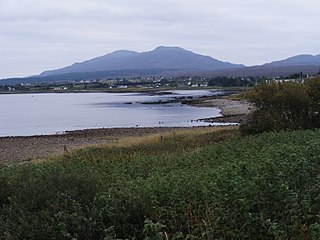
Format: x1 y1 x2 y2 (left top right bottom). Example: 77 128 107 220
306 78 320 128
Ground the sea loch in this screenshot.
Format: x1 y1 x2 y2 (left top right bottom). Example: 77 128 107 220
0 90 225 137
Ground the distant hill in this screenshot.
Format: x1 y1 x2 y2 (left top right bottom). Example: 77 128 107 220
40 46 244 77
199 65 320 78
264 54 320 67
195 54 320 78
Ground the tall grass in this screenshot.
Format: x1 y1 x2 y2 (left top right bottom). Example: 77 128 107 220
49 127 239 164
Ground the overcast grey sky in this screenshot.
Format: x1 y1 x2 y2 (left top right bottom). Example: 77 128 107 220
1 0 320 78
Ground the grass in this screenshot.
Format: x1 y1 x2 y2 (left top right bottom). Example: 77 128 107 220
223 91 248 101
106 126 237 147
0 127 320 239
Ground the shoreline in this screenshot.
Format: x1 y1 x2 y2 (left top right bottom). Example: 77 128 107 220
187 97 253 124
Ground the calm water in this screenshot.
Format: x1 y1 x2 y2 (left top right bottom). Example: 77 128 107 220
0 90 226 136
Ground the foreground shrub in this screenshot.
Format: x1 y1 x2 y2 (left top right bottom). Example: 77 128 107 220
241 78 320 134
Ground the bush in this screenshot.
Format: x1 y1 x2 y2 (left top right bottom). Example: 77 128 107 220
241 78 320 134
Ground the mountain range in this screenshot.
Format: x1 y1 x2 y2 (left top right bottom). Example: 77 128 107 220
1 47 320 85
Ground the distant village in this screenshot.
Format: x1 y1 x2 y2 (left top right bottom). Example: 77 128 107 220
0 71 319 93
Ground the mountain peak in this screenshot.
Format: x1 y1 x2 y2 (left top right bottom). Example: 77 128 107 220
153 46 186 51
107 50 139 58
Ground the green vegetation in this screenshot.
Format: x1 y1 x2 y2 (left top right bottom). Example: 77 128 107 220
1 127 320 239
241 78 320 134
208 76 255 87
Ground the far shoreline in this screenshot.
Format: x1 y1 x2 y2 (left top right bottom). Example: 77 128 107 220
0 86 247 95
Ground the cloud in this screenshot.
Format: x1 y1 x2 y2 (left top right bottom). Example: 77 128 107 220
1 0 320 78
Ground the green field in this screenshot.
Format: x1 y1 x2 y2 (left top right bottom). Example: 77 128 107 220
1 128 320 239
